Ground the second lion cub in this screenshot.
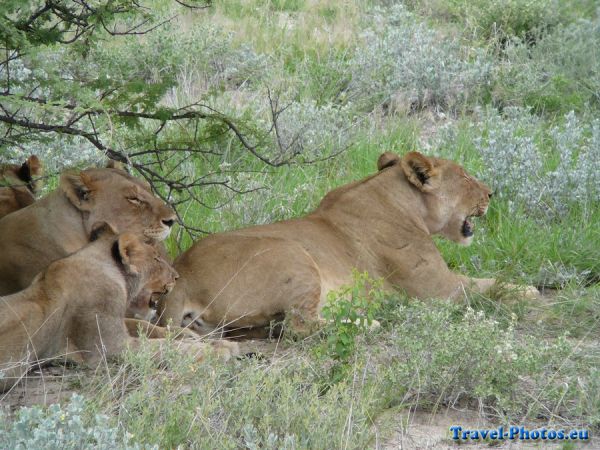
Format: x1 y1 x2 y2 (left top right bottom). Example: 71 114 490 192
0 224 238 393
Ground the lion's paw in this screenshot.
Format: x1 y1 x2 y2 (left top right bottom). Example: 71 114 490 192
172 340 203 356
506 284 540 300
171 326 200 340
208 340 240 361
174 339 239 362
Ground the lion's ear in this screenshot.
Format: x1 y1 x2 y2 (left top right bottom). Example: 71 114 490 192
60 171 93 210
16 155 41 182
115 233 143 275
377 152 400 171
89 221 118 241
25 155 43 177
106 159 129 173
400 152 440 192
20 155 43 193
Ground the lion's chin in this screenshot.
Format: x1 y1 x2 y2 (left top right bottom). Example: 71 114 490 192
144 227 172 241
458 234 474 246
130 309 157 322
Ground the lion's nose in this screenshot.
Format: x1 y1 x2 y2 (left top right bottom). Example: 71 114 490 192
174 271 180 280
162 219 175 228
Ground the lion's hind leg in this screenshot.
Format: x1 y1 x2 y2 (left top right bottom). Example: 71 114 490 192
286 282 325 337
126 336 240 362
279 247 326 337
124 318 237 362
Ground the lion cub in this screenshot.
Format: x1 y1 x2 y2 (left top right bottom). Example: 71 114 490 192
0 225 238 393
0 155 43 219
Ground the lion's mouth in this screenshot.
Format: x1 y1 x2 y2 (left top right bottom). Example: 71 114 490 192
462 206 487 237
461 217 474 237
148 287 171 309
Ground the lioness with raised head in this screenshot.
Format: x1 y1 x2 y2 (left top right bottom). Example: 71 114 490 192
0 155 43 219
158 151 538 335
0 225 239 393
0 166 177 295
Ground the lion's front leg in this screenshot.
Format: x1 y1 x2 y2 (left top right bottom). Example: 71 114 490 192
453 275 539 300
451 275 496 299
384 247 539 301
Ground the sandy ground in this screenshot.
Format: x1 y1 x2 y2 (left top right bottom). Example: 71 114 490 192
379 408 594 449
1 363 88 412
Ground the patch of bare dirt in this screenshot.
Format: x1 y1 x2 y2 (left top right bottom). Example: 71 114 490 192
1 363 88 413
380 408 594 449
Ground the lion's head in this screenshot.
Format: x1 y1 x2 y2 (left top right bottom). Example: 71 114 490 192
111 231 179 319
378 151 492 246
0 155 44 193
0 155 44 219
61 167 176 242
88 222 179 318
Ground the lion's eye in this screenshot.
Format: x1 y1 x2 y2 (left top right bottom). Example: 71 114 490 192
127 197 142 206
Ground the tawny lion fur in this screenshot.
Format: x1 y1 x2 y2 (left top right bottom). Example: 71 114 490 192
0 155 43 220
0 227 238 393
0 167 177 295
158 151 538 335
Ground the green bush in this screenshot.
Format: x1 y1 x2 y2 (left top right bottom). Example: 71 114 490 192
379 300 576 417
464 0 560 41
94 341 379 449
320 271 385 360
419 0 562 42
496 17 600 113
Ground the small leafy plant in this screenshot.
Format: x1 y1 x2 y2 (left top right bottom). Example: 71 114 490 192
320 271 385 360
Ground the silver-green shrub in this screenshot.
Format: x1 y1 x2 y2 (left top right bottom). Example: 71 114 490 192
474 108 599 218
347 4 492 113
268 99 356 159
243 423 297 450
0 394 150 450
476 107 546 210
163 23 269 108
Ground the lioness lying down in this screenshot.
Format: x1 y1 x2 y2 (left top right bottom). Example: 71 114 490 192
0 166 177 296
158 151 538 335
0 226 238 393
0 155 43 220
